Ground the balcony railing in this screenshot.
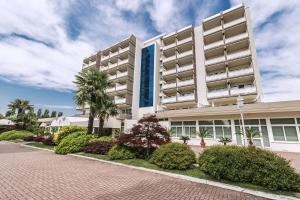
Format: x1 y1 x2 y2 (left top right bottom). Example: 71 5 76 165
163 42 176 51
161 82 176 90
106 87 115 93
163 55 176 63
177 93 195 101
108 62 118 69
115 98 126 104
225 32 248 44
228 67 253 78
110 51 118 58
177 64 193 73
226 49 251 61
205 55 225 65
204 40 224 51
161 96 177 104
117 71 128 78
207 89 229 99
118 58 129 66
230 85 256 96
100 65 109 71
162 68 176 76
223 17 246 29
119 46 130 54
203 26 222 36
82 61 97 69
177 79 194 87
108 74 117 80
177 50 193 58
206 72 227 82
116 85 127 91
177 36 193 46
101 55 109 61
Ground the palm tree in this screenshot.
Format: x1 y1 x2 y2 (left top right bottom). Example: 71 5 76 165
7 99 33 129
245 127 260 146
198 127 211 148
95 95 118 136
73 69 110 134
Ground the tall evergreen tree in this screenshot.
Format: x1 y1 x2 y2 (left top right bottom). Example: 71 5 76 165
57 112 63 117
50 111 57 117
43 109 50 118
37 108 42 118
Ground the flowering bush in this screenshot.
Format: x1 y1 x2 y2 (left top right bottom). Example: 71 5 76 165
83 141 114 154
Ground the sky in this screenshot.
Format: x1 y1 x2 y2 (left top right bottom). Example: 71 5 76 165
0 0 300 116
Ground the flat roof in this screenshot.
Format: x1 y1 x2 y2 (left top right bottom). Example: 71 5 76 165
156 100 300 119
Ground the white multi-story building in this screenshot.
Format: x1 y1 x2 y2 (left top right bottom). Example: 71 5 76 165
81 4 300 152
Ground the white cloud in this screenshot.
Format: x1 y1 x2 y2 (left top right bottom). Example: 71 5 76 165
230 0 300 102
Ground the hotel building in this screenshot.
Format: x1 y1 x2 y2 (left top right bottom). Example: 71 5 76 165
81 4 300 152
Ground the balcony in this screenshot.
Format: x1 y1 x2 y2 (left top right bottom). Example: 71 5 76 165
101 55 109 61
205 55 225 66
177 93 195 102
177 50 193 59
227 49 251 61
108 74 117 80
106 87 115 93
207 89 229 99
116 84 127 91
163 55 176 63
119 46 130 54
177 36 193 46
108 62 118 69
110 51 118 58
161 82 176 90
225 32 248 44
162 68 176 76
203 26 222 36
161 96 177 104
177 64 193 73
117 71 128 78
118 58 129 66
115 98 126 104
100 65 109 71
204 40 224 51
231 85 256 96
163 42 176 51
228 67 253 78
206 72 227 82
177 79 194 87
223 17 246 29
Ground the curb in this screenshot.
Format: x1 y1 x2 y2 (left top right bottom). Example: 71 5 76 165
15 142 298 200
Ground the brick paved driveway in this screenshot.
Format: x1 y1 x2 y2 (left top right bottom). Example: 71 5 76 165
0 142 268 200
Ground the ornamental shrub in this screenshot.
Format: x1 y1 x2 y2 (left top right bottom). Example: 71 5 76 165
41 136 55 146
108 145 136 160
0 130 33 141
54 131 92 154
89 136 113 143
199 145 300 192
150 143 196 170
83 141 114 154
33 135 45 142
24 135 35 141
53 125 86 144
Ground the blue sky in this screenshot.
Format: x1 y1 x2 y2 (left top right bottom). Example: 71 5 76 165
0 0 300 115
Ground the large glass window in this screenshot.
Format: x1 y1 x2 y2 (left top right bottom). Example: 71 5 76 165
198 120 231 139
271 118 299 142
139 44 155 107
183 121 196 138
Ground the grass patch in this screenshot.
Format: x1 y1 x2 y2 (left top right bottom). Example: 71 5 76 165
77 152 299 197
26 142 55 150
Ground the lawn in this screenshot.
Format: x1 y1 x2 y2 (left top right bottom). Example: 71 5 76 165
26 142 55 150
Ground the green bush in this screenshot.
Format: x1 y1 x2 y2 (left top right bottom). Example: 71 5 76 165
53 125 86 144
89 136 113 143
0 130 33 141
150 143 196 170
108 145 136 160
54 131 92 155
199 145 300 192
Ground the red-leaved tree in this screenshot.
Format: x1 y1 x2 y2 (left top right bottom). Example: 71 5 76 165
116 115 170 158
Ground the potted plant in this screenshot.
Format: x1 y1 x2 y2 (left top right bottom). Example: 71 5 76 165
198 127 211 148
218 137 232 145
180 136 190 144
237 127 260 147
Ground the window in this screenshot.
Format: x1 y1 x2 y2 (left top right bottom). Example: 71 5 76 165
198 120 214 138
183 121 196 138
199 120 231 139
271 118 299 142
139 44 155 107
170 121 182 138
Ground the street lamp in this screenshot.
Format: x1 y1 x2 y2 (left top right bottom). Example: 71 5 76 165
237 95 246 146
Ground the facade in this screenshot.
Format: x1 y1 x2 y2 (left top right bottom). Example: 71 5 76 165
80 4 300 152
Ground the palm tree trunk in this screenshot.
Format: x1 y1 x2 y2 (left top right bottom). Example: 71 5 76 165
98 117 104 136
87 112 94 134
